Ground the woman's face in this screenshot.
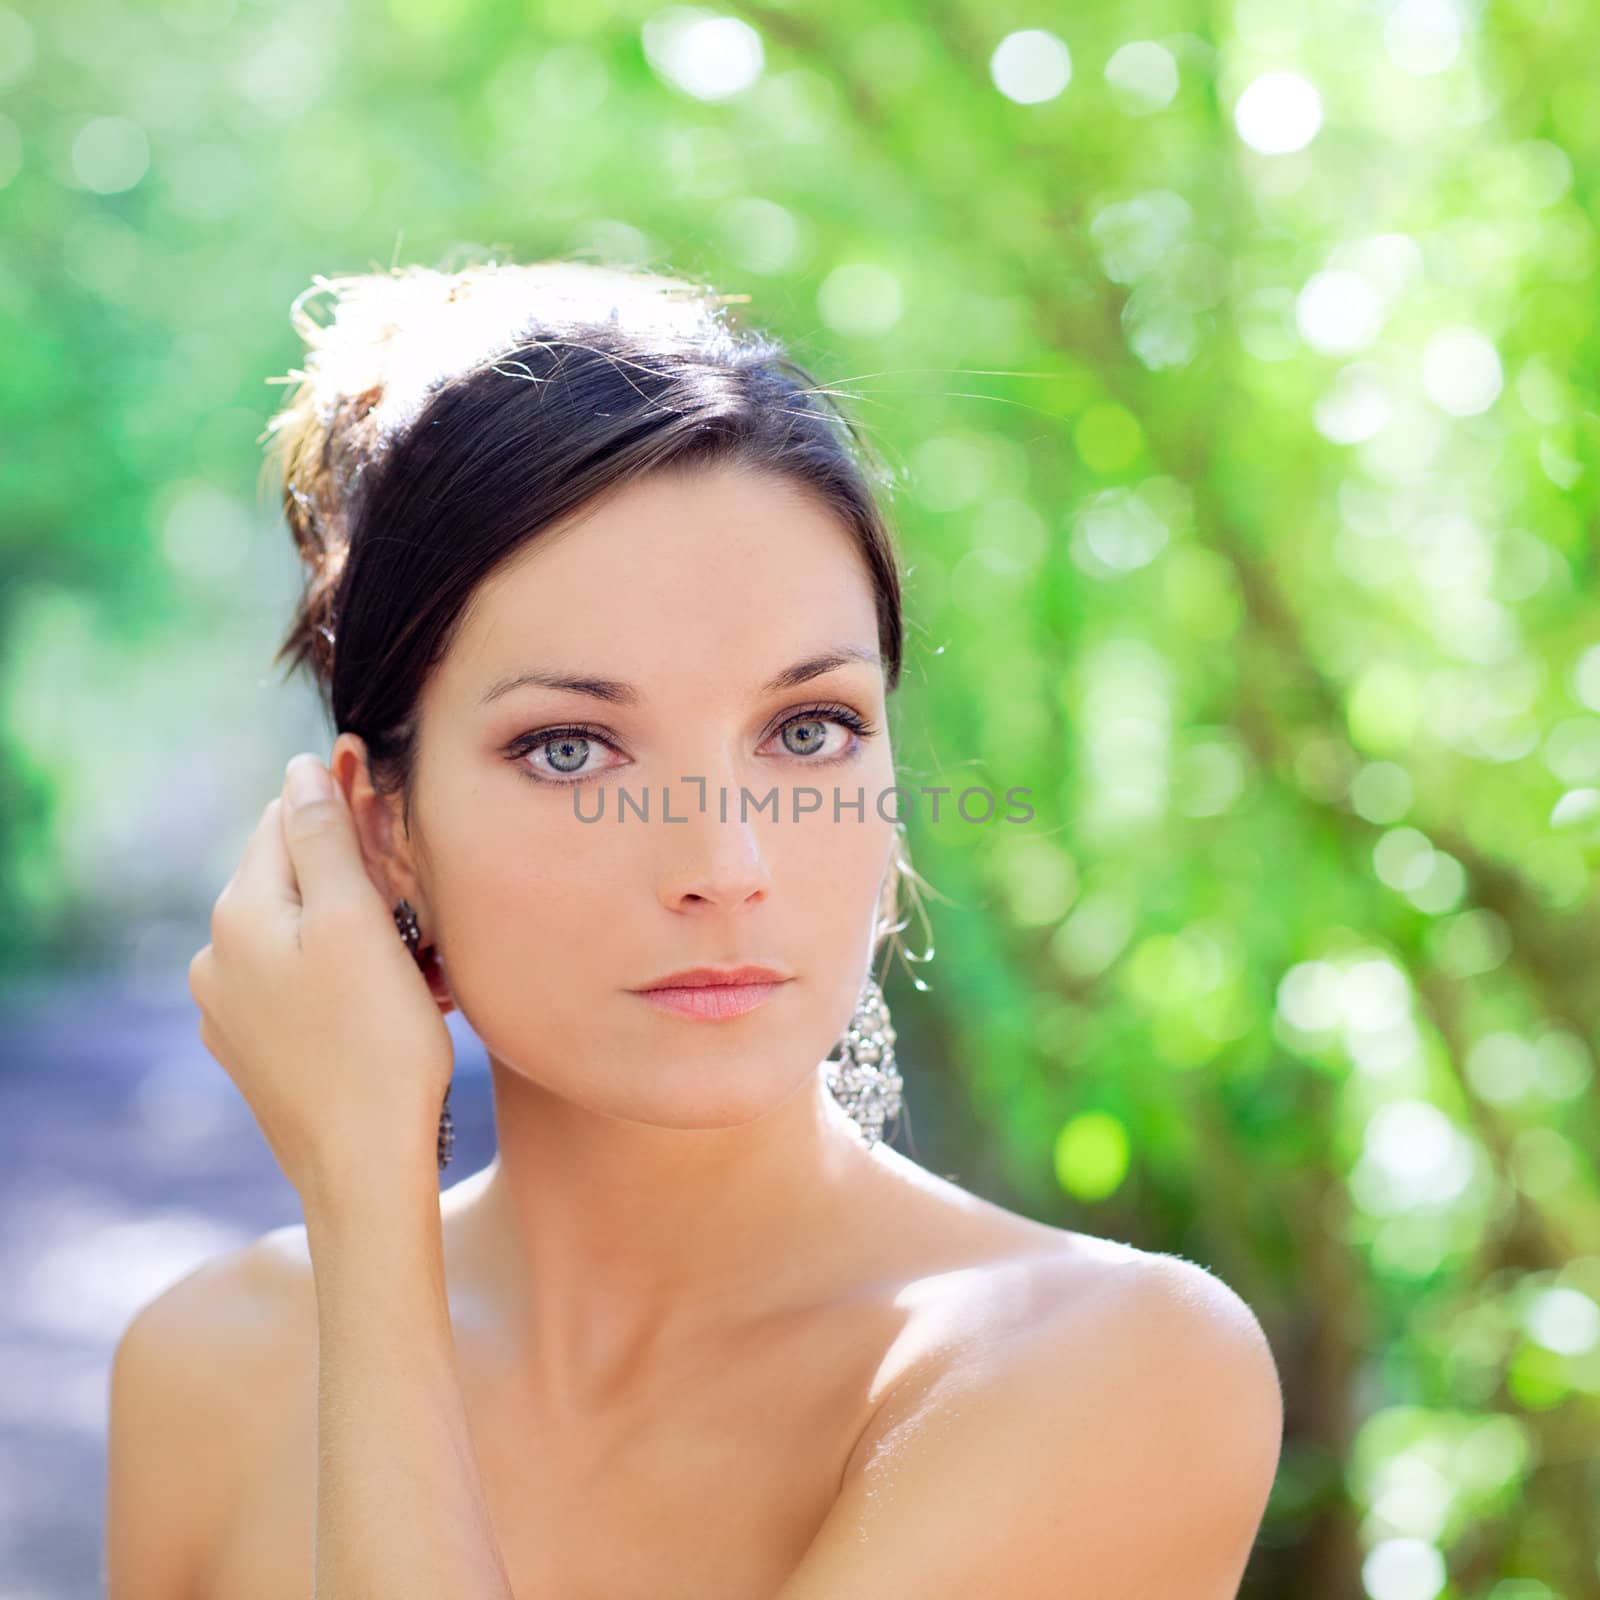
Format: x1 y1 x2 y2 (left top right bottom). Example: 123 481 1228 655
374 462 897 1129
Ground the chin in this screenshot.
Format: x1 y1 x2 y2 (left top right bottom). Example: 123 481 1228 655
588 1059 822 1132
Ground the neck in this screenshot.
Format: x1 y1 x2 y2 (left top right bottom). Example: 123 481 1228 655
459 1057 887 1414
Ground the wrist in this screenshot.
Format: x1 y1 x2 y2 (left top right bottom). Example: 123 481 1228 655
301 1126 444 1241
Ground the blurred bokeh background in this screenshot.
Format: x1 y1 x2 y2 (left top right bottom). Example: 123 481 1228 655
3 0 1599 1595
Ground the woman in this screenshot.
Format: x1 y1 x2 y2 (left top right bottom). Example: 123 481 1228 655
106 258 1283 1598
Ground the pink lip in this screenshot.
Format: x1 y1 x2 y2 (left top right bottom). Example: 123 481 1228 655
635 965 789 990
632 980 787 1020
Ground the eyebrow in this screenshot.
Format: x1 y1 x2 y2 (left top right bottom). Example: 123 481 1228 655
478 645 883 709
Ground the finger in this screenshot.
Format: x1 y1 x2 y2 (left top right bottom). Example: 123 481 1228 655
279 754 384 918
187 942 214 1007
224 796 302 916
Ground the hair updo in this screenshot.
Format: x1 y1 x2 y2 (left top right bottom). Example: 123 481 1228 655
261 254 919 956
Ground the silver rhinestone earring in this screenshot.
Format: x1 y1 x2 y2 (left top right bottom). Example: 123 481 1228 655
824 975 903 1148
392 897 455 1171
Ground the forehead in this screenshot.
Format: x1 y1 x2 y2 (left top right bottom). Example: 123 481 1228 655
443 463 882 689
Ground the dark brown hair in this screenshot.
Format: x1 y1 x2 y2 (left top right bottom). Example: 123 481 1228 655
261 255 921 955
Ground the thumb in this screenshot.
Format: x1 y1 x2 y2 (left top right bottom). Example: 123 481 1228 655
281 755 376 916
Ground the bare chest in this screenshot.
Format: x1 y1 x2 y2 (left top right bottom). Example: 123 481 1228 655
200 1307 881 1600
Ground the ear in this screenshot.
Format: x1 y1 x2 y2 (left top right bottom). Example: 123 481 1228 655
328 735 409 906
326 735 456 1018
418 946 456 1017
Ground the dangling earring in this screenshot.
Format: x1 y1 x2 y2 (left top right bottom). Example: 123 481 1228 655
392 896 455 1171
824 975 903 1148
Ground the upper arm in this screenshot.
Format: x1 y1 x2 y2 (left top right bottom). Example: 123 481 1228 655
105 1235 304 1599
775 1252 1284 1600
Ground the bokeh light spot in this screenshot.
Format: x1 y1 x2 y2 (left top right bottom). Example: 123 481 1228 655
1421 327 1502 416
1074 402 1144 474
816 261 902 337
70 116 149 194
1361 1535 1447 1600
990 29 1072 105
1296 269 1385 355
1053 1112 1131 1201
1104 40 1178 114
1384 0 1462 77
1234 70 1322 154
642 9 764 101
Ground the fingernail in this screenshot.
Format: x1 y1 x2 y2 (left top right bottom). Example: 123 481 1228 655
286 755 332 808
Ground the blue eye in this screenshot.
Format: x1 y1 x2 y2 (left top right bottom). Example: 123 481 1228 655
773 709 868 761
545 734 591 774
503 701 878 789
504 726 626 786
781 717 829 756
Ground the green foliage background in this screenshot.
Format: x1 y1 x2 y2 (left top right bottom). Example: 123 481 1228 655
3 0 1599 1593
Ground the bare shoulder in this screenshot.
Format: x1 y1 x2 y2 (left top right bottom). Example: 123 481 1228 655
974 1236 1284 1462
106 1225 315 1599
858 1215 1279 1436
116 1220 316 1373
785 1231 1283 1599
863 1151 1280 1406
1062 1242 1285 1440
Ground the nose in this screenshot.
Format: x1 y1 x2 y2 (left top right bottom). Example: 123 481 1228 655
655 801 774 914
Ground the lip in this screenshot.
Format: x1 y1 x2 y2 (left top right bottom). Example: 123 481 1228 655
634 965 791 991
629 965 792 1023
633 982 785 1020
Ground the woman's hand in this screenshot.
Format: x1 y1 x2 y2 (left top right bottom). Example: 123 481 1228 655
187 753 455 1211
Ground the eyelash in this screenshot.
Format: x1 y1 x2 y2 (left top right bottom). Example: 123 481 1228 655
504 701 879 788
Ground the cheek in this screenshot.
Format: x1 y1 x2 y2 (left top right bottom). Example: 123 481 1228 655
779 812 894 1050
428 800 632 977
781 766 897 952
